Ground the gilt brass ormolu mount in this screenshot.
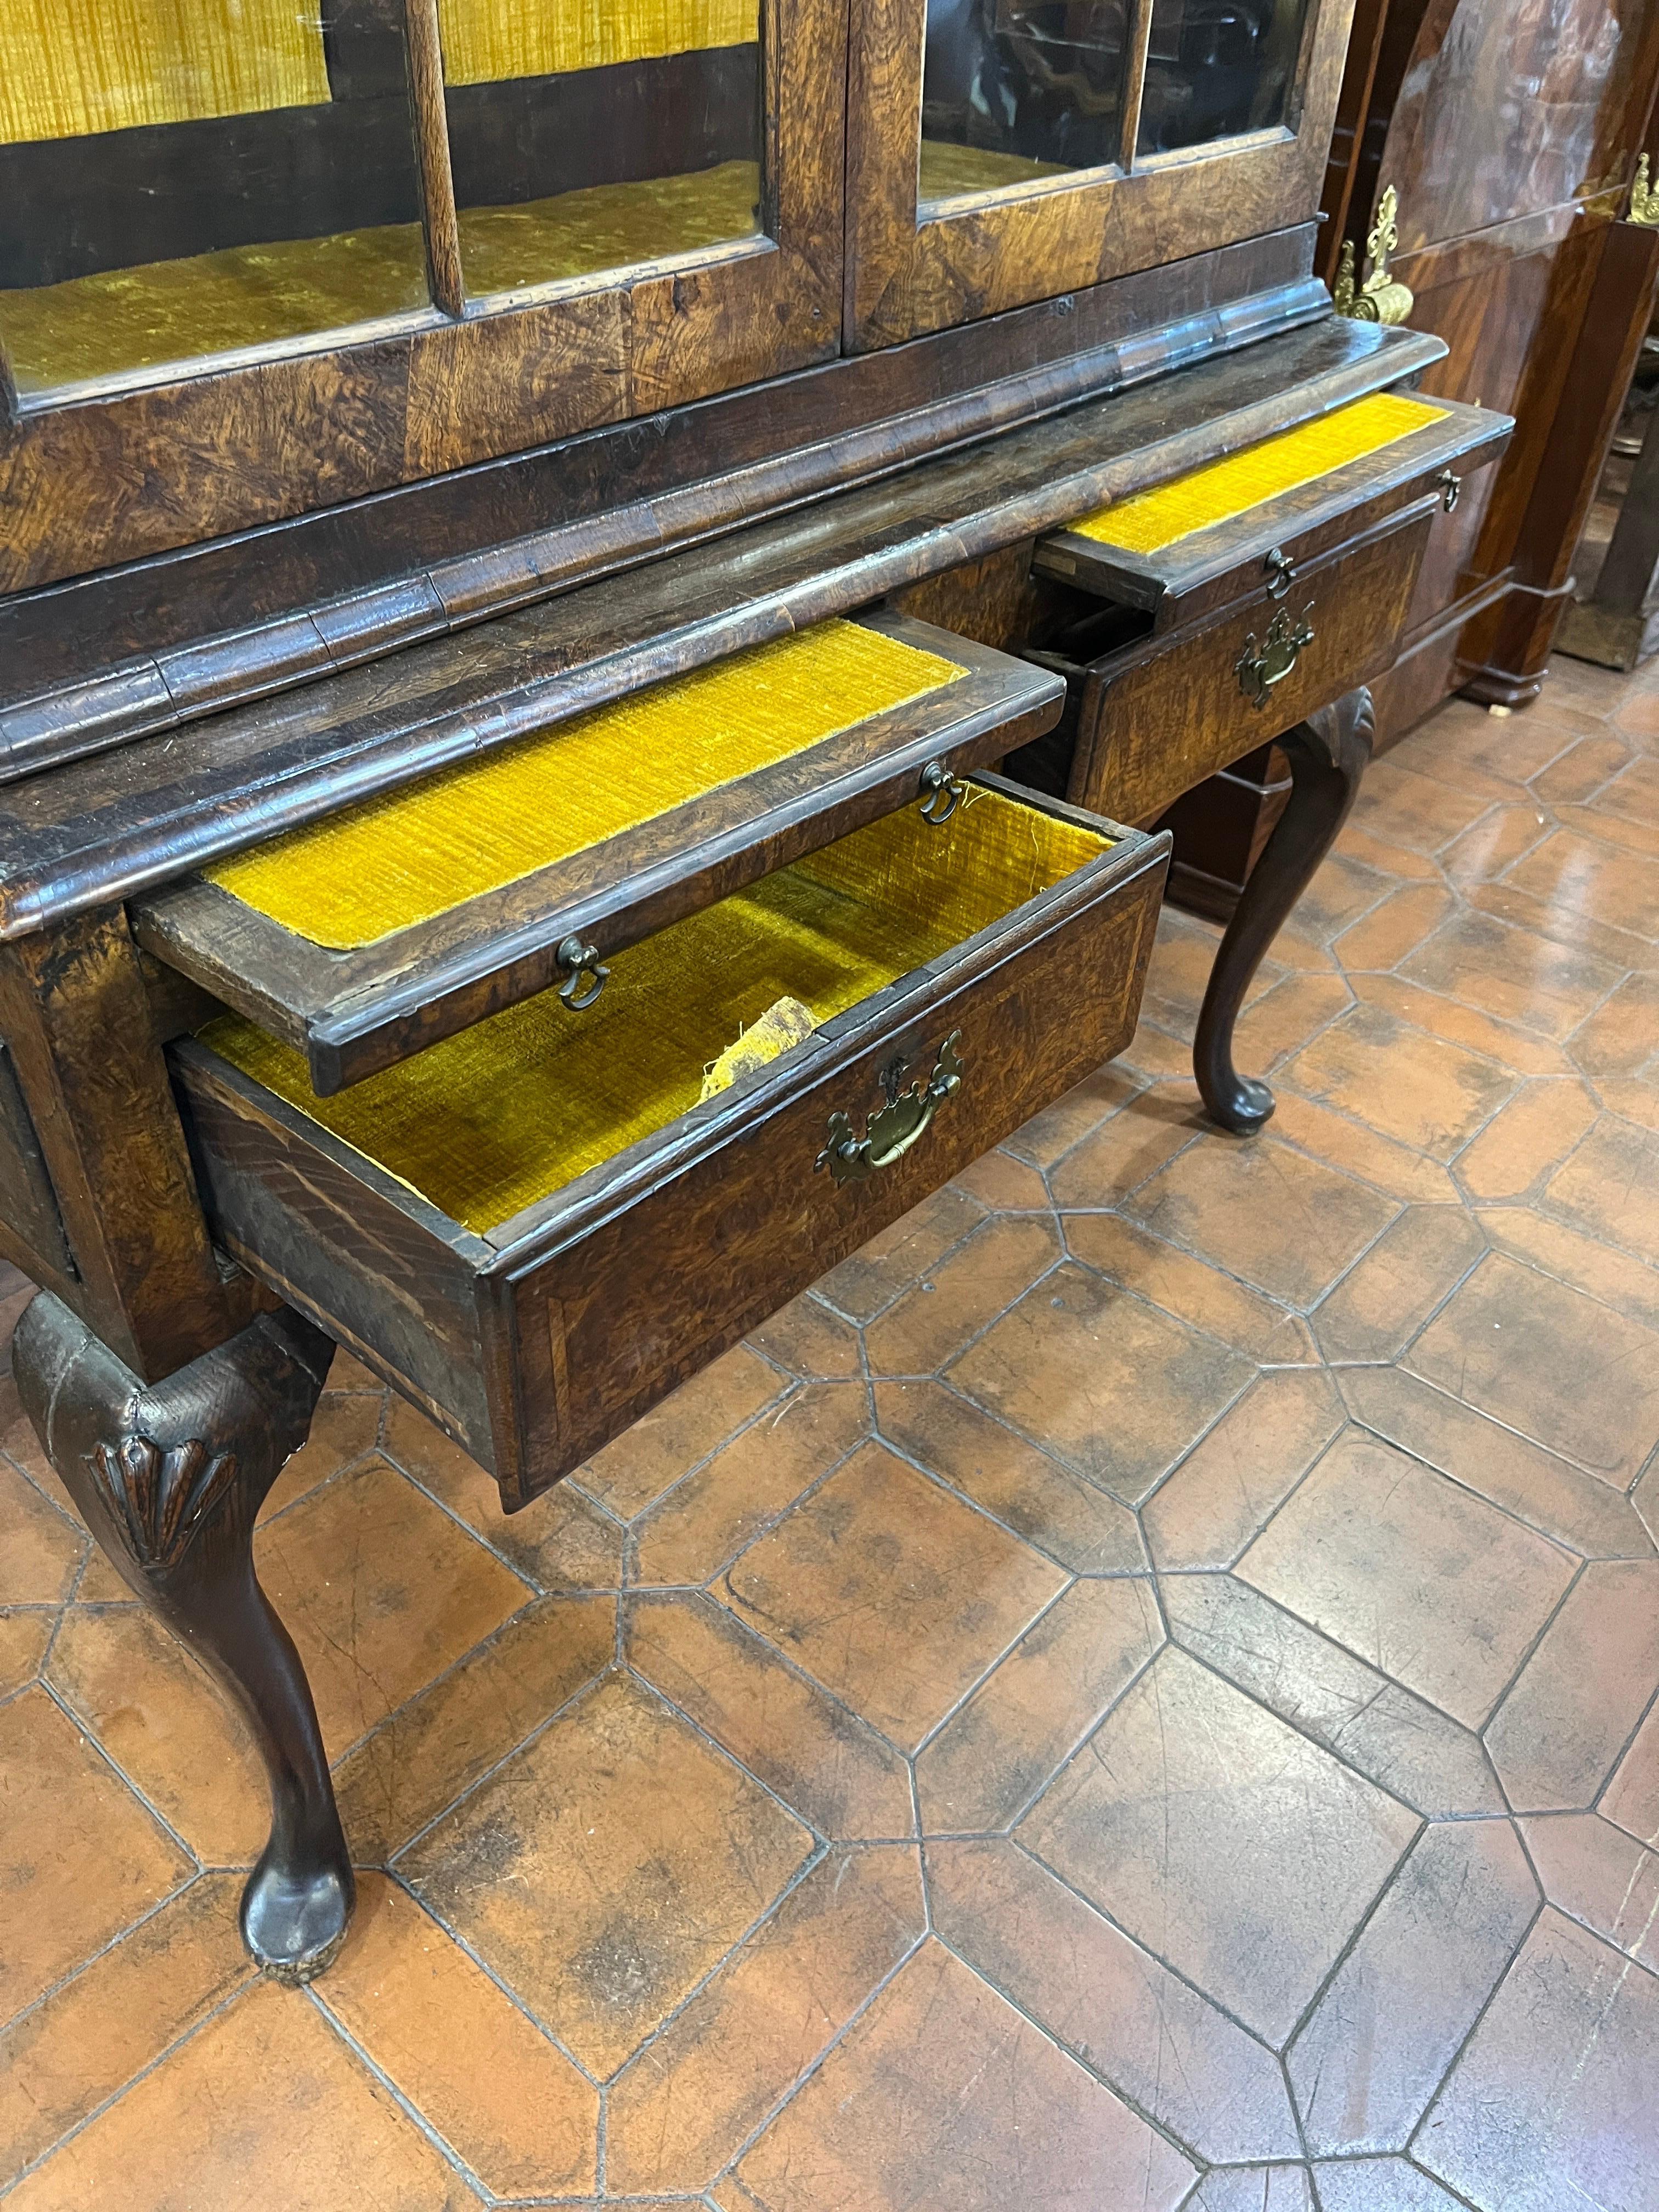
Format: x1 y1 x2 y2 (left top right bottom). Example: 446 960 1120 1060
1334 186 1414 325
816 1032 964 1186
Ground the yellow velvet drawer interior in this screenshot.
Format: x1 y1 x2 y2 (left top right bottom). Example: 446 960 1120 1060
1068 392 1451 556
202 619 966 950
202 788 1111 1234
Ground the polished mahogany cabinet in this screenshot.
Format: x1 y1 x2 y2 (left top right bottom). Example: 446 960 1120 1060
1321 0 1659 735
0 0 1508 1981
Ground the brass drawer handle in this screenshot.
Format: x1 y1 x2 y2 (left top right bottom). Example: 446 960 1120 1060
1440 470 1462 514
1264 546 1296 600
919 759 968 824
1236 601 1316 710
816 1032 964 1187
556 934 610 1011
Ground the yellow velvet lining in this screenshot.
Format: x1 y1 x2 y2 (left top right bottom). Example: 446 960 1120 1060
919 140 1073 202
206 621 967 950
0 162 760 392
0 0 330 145
203 788 1111 1234
1069 394 1451 556
439 0 756 83
0 226 430 392
457 160 760 295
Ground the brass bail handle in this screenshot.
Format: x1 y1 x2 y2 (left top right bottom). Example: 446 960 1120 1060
816 1032 965 1187
1235 601 1316 712
919 759 968 825
1264 547 1296 600
556 934 610 1011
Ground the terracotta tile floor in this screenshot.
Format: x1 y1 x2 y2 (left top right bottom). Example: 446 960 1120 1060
5 651 1659 2209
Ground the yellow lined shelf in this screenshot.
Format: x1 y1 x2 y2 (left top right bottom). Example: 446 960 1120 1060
204 619 969 950
1070 393 1451 557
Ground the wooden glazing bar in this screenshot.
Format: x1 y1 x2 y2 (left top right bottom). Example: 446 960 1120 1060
1117 0 1158 174
402 0 466 318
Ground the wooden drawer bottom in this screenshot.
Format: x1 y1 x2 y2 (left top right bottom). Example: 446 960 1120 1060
173 782 1169 1506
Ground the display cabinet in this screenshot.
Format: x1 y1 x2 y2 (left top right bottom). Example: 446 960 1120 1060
847 0 1352 344
0 0 1510 1983
0 0 845 586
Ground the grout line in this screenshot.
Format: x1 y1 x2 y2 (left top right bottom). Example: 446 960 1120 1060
0 1971 256 2200
33 1672 204 1874
629 1414 871 1598
869 1402 1152 1575
303 1983 498 2199
926 1912 1210 2174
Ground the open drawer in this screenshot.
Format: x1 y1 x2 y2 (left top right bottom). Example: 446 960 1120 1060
1031 391 1512 632
134 613 1063 1095
170 780 1169 1506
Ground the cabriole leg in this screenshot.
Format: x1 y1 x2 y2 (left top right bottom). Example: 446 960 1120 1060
1193 686 1375 1136
13 1290 352 1983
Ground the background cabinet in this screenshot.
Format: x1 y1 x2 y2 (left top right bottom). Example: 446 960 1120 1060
1323 0 1659 737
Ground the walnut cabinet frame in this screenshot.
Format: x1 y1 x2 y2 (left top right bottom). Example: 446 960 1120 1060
844 0 1359 349
0 0 847 595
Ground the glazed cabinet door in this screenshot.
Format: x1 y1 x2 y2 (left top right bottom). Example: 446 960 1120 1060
845 0 1356 347
0 0 846 592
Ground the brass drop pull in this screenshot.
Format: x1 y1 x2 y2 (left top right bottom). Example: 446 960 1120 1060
918 759 968 825
1236 601 1316 711
1439 470 1462 514
556 934 609 1011
1263 547 1296 600
816 1032 964 1188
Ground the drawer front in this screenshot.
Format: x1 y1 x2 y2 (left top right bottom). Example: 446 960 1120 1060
514 848 1163 1495
174 805 1167 1507
1069 504 1435 827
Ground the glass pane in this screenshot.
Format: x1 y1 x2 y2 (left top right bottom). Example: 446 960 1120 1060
920 0 1133 203
441 0 765 297
1137 0 1312 156
0 0 429 395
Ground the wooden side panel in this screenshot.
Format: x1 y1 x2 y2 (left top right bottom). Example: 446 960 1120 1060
0 909 230 1378
174 1045 500 1465
515 841 1166 1495
1071 507 1432 825
1462 219 1659 703
1325 0 1659 735
0 1041 74 1280
1364 0 1659 253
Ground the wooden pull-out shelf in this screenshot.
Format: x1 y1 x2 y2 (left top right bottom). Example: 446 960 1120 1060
135 614 1062 1094
1033 392 1511 631
169 780 1168 1507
